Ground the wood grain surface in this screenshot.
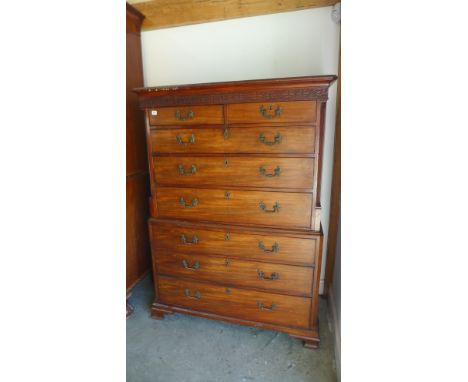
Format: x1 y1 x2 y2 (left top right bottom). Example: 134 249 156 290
155 187 313 229
150 126 316 154
157 275 312 328
150 220 318 266
227 101 316 124
129 0 336 31
154 250 314 296
149 105 223 125
136 76 337 347
126 4 151 290
153 156 314 189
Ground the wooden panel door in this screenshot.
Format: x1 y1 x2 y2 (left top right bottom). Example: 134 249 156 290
126 4 151 290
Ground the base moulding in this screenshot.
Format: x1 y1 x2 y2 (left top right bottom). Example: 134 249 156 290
151 301 320 349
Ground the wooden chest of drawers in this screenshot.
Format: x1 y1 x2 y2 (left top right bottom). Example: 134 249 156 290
136 76 336 348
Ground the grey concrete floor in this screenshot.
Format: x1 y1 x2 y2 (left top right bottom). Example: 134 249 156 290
127 275 337 382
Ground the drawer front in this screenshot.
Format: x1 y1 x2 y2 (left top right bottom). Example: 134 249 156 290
155 187 313 229
151 222 317 266
158 275 311 328
150 126 316 154
148 105 224 126
153 157 314 189
154 250 313 296
227 101 317 124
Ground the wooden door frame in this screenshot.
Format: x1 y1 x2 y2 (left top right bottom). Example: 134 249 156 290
324 45 340 296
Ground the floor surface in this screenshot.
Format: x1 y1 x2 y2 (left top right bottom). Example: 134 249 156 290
127 275 337 382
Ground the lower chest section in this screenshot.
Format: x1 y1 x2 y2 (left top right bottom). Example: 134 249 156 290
150 220 320 330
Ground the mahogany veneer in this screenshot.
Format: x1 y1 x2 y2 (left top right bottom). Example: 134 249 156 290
149 105 223 125
136 76 336 348
155 186 313 229
153 156 315 189
150 126 317 154
151 220 318 266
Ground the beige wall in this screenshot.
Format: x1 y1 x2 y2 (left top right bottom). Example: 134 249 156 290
141 7 340 293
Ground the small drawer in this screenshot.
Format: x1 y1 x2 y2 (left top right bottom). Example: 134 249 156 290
154 250 314 296
227 101 317 124
155 187 313 229
153 157 315 189
150 126 316 154
157 276 312 328
150 221 318 266
148 105 224 125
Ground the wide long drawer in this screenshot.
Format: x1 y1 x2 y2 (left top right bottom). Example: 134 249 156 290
154 250 313 296
157 275 312 328
153 156 314 189
154 187 313 229
150 221 317 266
150 126 316 154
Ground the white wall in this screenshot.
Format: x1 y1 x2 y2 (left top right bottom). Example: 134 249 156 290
141 7 340 293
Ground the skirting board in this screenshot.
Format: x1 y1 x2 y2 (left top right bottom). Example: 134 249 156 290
328 287 341 381
126 269 151 294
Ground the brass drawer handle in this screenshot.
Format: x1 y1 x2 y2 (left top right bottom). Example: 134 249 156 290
175 110 194 121
258 132 282 146
259 166 281 177
257 301 277 311
259 201 280 213
180 234 198 244
259 105 282 119
176 134 196 145
184 288 201 299
257 270 279 280
258 242 279 253
178 164 197 176
179 197 198 208
182 259 200 270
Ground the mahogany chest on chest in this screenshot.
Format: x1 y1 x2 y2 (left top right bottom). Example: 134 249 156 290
136 76 336 348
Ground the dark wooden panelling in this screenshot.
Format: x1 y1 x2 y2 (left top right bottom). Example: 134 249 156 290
126 174 151 289
126 3 151 290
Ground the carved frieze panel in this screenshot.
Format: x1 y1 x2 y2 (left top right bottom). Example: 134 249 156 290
139 87 329 108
